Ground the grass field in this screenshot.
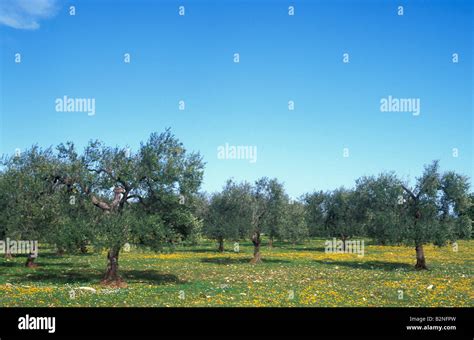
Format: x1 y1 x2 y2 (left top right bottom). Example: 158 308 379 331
0 239 472 307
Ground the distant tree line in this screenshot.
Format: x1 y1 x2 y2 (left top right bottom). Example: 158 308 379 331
200 165 472 269
0 130 472 284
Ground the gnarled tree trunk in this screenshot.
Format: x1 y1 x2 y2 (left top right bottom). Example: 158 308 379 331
92 187 128 286
250 231 262 263
413 208 427 269
218 237 224 252
102 247 123 285
415 244 427 269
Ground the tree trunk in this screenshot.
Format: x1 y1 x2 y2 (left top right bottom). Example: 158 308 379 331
250 232 262 264
341 235 347 251
218 237 224 252
413 207 427 269
102 247 124 285
25 253 37 268
268 236 273 248
56 247 65 256
5 250 13 260
415 244 427 269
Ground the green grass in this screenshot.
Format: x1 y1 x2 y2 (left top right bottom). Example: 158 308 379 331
0 239 472 307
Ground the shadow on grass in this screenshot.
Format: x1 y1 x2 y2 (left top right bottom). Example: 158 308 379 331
9 270 102 284
174 248 216 253
8 268 185 285
38 262 91 268
200 257 290 265
39 252 95 259
122 270 185 284
313 259 414 271
284 246 326 252
0 261 89 268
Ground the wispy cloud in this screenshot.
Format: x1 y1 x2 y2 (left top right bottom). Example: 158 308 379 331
0 0 59 30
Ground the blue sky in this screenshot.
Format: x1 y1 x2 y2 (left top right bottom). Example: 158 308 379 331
1 0 472 197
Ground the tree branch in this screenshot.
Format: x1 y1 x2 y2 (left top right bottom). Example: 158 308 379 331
91 195 111 211
401 184 416 201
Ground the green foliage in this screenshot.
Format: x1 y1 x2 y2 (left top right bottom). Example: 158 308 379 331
354 172 404 245
133 130 205 244
324 188 362 240
0 130 205 269
203 177 309 249
399 161 471 247
203 180 252 250
0 146 60 243
280 201 308 244
260 179 289 243
302 191 328 237
0 132 471 275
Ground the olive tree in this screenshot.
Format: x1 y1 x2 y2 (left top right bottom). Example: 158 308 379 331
354 172 405 245
261 179 288 247
0 146 60 266
324 188 363 250
203 180 252 252
4 130 204 284
400 161 471 269
303 191 328 237
280 200 308 244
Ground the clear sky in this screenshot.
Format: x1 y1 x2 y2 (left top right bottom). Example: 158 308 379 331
1 0 472 198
